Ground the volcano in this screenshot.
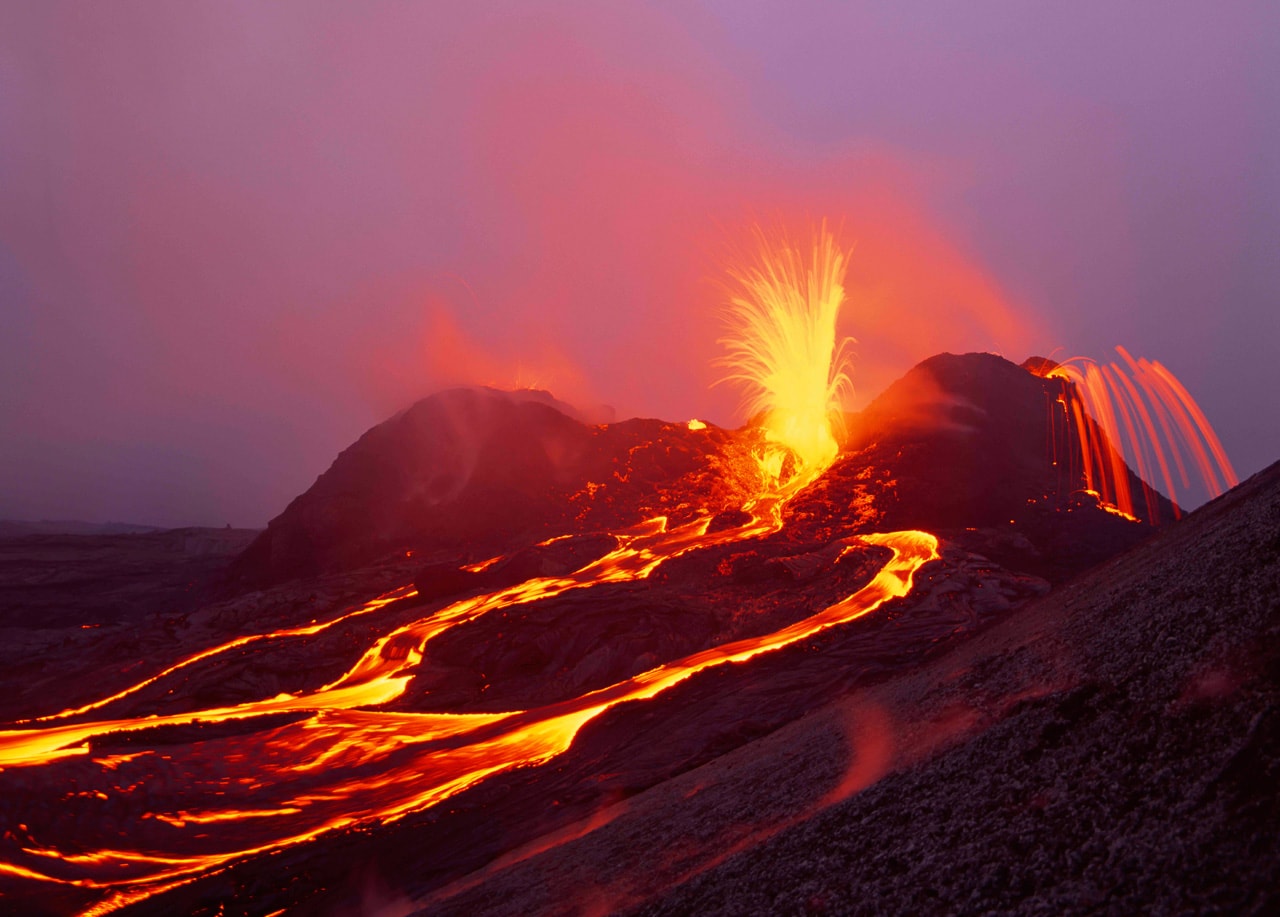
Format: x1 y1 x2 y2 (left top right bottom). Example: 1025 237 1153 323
0 352 1274 917
232 352 1163 590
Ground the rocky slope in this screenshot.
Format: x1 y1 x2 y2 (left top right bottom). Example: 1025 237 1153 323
228 387 761 586
413 460 1279 917
788 352 1172 582
0 353 1232 916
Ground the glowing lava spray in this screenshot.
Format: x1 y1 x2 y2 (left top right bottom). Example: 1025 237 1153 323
716 223 855 486
1036 347 1238 521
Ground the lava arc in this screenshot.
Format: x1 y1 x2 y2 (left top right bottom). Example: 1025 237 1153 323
1033 347 1238 521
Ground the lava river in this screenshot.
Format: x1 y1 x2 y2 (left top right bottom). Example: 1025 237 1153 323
0 477 938 915
1 224 938 914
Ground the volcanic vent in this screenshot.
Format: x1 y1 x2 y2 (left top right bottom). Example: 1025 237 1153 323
235 349 1179 598
0 228 1251 917
228 386 764 586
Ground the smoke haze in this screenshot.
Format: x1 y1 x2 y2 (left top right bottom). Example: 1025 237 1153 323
2 1 1277 526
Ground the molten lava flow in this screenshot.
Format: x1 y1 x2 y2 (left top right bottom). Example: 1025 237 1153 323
1036 347 1238 521
716 223 855 487
0 221 942 914
16 589 415 725
0 515 938 913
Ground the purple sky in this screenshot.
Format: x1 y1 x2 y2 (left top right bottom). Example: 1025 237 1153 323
2 2 1277 527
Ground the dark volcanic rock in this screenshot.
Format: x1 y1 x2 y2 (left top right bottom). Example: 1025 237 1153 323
228 387 759 586
396 538 896 714
413 561 482 602
619 461 1280 917
854 351 1058 527
0 527 258 629
228 355 1175 590
412 534 619 610
7 355 1257 917
408 462 1280 917
786 352 1175 582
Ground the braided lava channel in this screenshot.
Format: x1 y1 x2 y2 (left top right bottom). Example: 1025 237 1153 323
0 474 936 914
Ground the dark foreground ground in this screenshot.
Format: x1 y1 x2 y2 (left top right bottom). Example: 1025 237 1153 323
0 526 259 629
417 461 1280 916
1 460 1275 915
0 528 261 723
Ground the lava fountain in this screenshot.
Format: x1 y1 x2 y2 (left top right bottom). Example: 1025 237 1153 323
1033 347 1238 521
716 223 856 488
0 221 941 915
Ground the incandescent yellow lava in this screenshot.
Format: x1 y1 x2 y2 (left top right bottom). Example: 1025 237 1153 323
717 222 855 485
0 220 938 916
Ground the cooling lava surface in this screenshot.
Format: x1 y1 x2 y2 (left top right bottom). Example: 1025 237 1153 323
0 353 1198 917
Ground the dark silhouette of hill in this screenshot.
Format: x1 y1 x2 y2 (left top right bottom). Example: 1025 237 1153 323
782 352 1168 581
0 527 258 630
0 519 162 537
230 355 1170 590
228 387 759 586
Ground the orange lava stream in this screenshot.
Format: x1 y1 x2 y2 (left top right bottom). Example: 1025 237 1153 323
0 220 924 914
0 476 937 914
19 588 415 725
